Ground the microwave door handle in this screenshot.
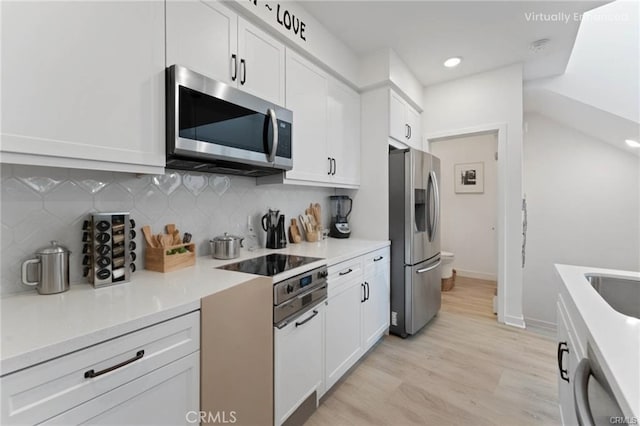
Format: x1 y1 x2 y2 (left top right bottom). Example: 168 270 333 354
267 108 278 163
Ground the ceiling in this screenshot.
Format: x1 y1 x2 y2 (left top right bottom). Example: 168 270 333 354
302 1 608 86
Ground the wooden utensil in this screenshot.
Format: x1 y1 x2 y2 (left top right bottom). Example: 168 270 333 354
161 234 174 248
142 225 155 248
172 230 181 245
166 223 176 235
289 218 302 243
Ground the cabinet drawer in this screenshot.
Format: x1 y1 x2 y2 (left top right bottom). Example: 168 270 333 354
328 257 363 297
1 311 200 425
363 247 390 273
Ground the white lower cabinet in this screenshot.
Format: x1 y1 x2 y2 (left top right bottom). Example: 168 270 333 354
557 295 584 426
362 249 391 352
1 312 200 425
44 352 199 425
322 247 390 396
324 273 364 392
274 304 324 426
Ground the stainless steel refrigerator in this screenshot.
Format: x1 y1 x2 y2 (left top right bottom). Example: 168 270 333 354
389 148 441 337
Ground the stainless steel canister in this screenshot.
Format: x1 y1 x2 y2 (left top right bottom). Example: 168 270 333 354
21 241 71 294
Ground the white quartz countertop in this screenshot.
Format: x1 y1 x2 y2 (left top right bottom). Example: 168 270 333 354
555 264 640 418
1 238 389 376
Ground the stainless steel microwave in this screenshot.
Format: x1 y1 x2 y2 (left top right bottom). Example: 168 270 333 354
166 65 293 176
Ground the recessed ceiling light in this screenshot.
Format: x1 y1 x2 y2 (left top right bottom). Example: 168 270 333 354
625 139 640 148
443 57 462 68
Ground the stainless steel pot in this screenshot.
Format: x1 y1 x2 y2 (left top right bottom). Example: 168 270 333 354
210 233 244 260
21 241 71 294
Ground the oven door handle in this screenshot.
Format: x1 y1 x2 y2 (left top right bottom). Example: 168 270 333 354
295 309 319 327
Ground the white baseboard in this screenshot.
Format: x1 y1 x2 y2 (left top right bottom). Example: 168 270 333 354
455 269 497 282
504 314 526 328
525 317 557 338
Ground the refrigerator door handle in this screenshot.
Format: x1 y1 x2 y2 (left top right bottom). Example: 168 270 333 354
416 260 441 274
428 170 440 242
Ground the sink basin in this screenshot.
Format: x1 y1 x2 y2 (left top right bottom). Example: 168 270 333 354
586 274 640 319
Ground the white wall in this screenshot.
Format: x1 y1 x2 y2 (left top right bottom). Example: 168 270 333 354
0 164 332 295
423 63 524 327
431 133 498 281
523 113 640 330
528 0 639 123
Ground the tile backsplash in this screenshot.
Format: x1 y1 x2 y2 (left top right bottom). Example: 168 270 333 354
0 164 333 295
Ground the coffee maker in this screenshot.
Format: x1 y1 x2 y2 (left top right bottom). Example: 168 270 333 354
262 209 287 249
329 196 353 238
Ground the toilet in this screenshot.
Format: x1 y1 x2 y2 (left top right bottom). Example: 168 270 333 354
441 251 455 291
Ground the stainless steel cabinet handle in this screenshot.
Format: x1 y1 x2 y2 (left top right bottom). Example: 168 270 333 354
267 108 278 162
84 350 144 379
405 124 410 138
339 268 353 276
295 309 318 327
364 281 370 301
408 125 412 139
361 283 366 303
557 342 570 382
331 158 336 175
373 256 384 262
231 54 237 81
328 157 332 175
240 58 246 85
574 358 595 426
416 260 441 274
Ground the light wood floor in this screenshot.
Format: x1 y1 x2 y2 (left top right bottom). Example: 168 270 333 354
306 276 560 426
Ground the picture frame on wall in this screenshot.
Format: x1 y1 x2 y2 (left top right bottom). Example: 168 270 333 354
454 162 484 193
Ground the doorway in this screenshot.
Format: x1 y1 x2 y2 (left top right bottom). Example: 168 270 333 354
430 131 499 317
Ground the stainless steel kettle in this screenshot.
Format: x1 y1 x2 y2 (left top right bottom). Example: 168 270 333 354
21 241 71 294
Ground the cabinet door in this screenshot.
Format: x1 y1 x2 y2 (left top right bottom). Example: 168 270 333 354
328 79 361 186
557 300 578 426
284 51 330 183
406 104 422 150
238 17 285 105
389 90 408 143
1 1 165 173
166 0 237 85
324 279 364 393
44 352 199 425
274 305 324 426
362 252 390 352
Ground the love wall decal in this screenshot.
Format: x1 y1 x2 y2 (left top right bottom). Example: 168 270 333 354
249 0 307 42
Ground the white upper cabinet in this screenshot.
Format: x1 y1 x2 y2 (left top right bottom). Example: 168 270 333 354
261 49 360 188
284 51 329 183
237 17 286 105
389 89 422 150
0 1 165 174
328 79 361 187
166 0 285 106
166 0 237 85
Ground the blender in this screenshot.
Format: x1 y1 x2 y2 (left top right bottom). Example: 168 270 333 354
329 196 353 238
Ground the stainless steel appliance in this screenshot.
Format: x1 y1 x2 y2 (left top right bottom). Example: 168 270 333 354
166 65 293 176
262 209 287 249
82 213 137 287
21 241 71 294
209 233 244 260
329 195 352 239
388 148 441 337
272 265 328 329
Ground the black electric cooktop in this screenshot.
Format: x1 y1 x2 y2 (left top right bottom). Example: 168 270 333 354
217 254 323 276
